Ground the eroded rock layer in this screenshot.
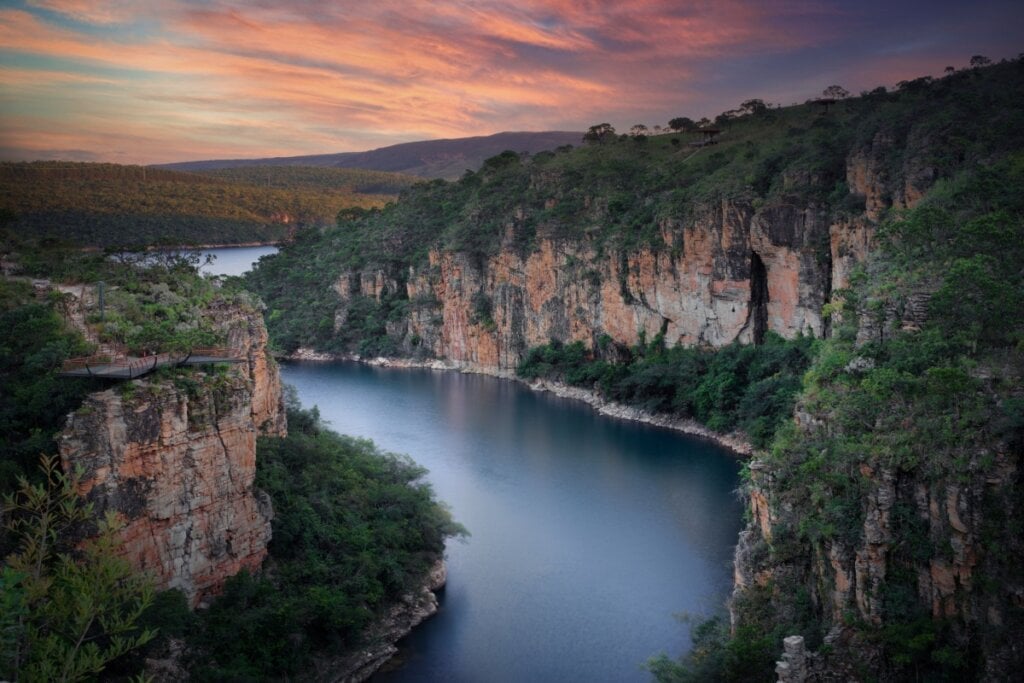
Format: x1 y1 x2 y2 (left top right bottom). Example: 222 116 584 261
59 304 285 606
339 200 876 371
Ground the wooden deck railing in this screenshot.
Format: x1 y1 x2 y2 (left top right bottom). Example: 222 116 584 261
59 347 243 377
59 354 118 371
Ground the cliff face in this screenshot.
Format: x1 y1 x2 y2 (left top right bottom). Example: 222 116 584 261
337 192 876 370
59 304 285 607
735 394 1023 680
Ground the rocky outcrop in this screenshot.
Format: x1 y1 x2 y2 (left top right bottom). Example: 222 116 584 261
206 297 287 436
845 131 932 221
775 635 808 683
59 303 285 607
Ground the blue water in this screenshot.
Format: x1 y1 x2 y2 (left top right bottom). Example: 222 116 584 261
200 245 278 277
280 362 743 683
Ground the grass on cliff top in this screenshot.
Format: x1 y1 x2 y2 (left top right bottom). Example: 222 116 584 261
243 59 1024 357
0 246 264 489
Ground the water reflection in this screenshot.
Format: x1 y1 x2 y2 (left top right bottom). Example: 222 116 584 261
281 362 743 683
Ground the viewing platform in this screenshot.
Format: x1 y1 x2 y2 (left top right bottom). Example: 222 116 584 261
58 347 244 380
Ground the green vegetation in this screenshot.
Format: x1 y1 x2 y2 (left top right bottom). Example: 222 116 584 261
517 332 816 447
2 239 464 680
0 280 92 489
0 162 415 248
1 455 156 682
196 165 419 195
139 402 465 680
313 60 1022 267
652 154 1024 682
0 243 257 487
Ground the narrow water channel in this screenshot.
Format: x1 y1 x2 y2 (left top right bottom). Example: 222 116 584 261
281 362 743 683
203 246 744 682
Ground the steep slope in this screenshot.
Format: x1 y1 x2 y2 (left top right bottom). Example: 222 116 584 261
155 131 583 179
730 156 1024 681
58 294 286 607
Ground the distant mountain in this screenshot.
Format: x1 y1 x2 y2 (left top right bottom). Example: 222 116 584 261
155 131 583 179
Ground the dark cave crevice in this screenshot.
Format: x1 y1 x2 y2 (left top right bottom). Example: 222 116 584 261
750 251 769 345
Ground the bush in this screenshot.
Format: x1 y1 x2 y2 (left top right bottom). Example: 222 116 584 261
517 333 816 447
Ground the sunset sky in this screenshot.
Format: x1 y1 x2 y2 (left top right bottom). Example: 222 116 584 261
1 0 1022 165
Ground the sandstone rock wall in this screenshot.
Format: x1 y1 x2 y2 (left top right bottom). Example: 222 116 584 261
59 304 285 607
317 127 947 373
338 197 873 371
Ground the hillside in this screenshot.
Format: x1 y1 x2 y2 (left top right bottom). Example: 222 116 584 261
0 162 417 248
156 131 583 179
246 59 1024 680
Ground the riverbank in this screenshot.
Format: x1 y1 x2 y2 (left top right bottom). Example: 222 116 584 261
147 241 282 250
317 560 447 683
284 348 754 457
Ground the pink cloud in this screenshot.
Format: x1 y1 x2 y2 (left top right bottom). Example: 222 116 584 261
2 0 1007 164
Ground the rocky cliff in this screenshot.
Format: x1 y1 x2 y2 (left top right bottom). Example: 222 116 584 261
336 199 873 371
729 151 1024 680
735 377 1023 681
59 302 285 607
253 64 1024 371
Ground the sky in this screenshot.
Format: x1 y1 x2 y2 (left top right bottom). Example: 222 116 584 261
1 0 1022 165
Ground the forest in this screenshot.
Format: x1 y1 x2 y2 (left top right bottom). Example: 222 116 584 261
0 162 419 247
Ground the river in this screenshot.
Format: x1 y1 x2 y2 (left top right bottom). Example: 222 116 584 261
198 245 278 277
208 246 743 683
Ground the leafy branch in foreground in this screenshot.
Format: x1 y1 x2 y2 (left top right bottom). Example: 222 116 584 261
1 455 155 682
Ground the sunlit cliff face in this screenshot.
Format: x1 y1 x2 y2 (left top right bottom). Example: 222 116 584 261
2 0 1021 164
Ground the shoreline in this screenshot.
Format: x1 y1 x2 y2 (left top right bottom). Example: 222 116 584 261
284 348 754 457
317 559 447 683
149 241 282 250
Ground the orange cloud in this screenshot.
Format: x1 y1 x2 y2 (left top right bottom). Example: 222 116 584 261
3 0 1010 164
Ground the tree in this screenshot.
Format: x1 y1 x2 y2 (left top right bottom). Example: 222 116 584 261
696 117 711 128
337 206 370 223
582 123 616 144
668 117 695 132
715 110 741 126
629 124 649 137
739 99 768 116
969 55 991 68
1 455 155 682
944 66 956 75
822 85 850 99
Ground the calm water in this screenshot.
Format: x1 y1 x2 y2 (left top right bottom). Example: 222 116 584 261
281 362 743 683
200 245 278 277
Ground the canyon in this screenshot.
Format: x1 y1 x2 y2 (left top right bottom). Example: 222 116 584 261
250 65 1024 680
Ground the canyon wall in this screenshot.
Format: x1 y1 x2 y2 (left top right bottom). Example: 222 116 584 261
59 303 285 607
736 391 1023 680
337 196 876 371
328 134 946 372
